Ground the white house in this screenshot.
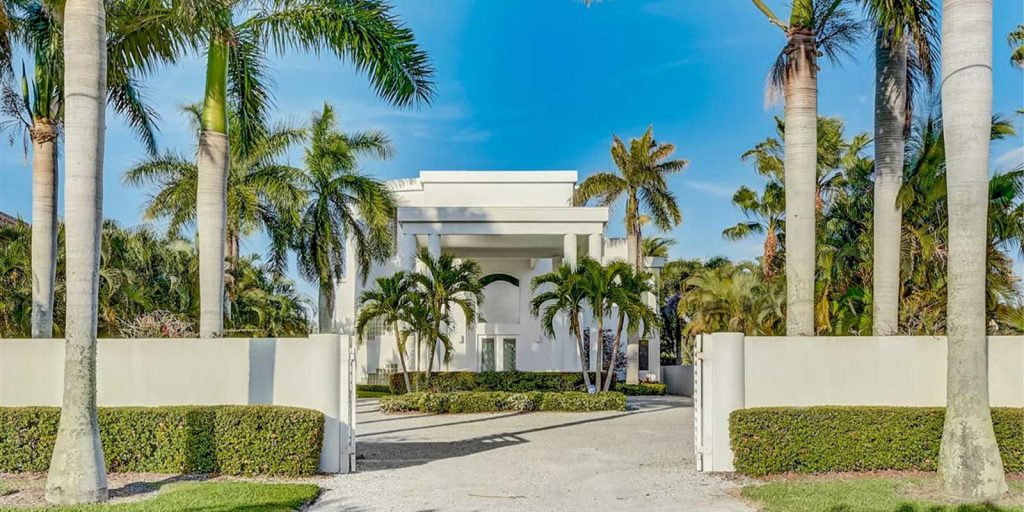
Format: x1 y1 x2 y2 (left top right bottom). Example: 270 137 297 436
335 170 664 385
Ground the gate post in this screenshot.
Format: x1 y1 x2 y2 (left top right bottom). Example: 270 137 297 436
309 333 354 474
704 331 745 471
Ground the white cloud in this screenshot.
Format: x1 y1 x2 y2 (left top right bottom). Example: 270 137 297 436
994 146 1024 171
685 180 738 199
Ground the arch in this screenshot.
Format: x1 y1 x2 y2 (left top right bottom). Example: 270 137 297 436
481 273 519 287
480 274 521 324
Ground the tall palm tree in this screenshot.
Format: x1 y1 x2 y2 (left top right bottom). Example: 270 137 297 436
357 271 416 393
124 105 305 270
409 249 483 386
751 0 861 335
531 262 592 390
576 258 625 389
293 103 397 334
1009 24 1024 68
45 0 107 504
0 0 185 338
574 126 686 271
603 266 657 391
723 182 786 277
187 0 434 338
641 236 676 259
937 0 1007 499
863 0 938 336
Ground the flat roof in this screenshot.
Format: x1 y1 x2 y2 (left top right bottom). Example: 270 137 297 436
418 170 577 183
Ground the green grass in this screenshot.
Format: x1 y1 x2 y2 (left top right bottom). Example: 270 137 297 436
0 482 319 512
742 477 1024 512
356 390 392 399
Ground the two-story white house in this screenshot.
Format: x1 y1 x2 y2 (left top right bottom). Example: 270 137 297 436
335 171 663 385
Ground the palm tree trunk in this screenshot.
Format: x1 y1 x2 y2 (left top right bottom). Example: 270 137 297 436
626 212 643 383
318 281 334 333
938 0 1007 499
395 322 412 393
783 30 818 336
30 121 58 338
603 314 626 391
197 37 229 338
872 32 906 336
594 314 604 392
572 314 593 390
45 0 108 504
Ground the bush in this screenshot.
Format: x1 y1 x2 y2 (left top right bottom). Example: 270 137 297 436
388 371 611 394
615 383 667 396
380 391 626 414
356 384 391 394
730 407 1024 476
0 406 323 476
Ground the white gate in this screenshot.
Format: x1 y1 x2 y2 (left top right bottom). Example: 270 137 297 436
693 333 705 471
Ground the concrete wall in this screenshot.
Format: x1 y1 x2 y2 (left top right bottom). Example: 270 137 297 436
0 335 355 474
662 365 694 396
696 333 1024 473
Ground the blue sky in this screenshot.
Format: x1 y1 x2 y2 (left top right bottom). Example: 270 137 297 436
1 0 1022 297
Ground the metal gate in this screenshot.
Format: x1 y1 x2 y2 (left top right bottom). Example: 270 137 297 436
693 333 705 471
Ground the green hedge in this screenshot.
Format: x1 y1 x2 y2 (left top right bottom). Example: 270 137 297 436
380 391 627 414
617 383 667 396
388 371 611 394
356 384 391 394
730 407 1024 476
0 406 323 476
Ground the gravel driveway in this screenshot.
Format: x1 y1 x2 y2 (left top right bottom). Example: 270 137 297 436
310 396 754 511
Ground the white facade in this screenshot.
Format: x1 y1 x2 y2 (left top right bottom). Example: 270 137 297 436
335 171 663 383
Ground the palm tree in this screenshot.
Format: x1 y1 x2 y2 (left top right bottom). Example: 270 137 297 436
575 126 686 271
187 0 434 338
357 271 416 393
863 0 938 336
124 105 306 273
45 0 107 504
1009 24 1024 67
575 258 625 389
292 103 397 334
751 0 861 335
530 262 592 390
603 266 657 391
409 249 483 386
723 183 786 277
937 0 1008 498
641 237 676 259
0 0 185 338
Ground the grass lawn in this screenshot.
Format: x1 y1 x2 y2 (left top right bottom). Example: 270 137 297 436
0 481 318 512
356 390 392 399
742 477 1024 512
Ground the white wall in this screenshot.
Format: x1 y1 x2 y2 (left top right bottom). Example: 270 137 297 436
0 335 355 474
696 333 1024 473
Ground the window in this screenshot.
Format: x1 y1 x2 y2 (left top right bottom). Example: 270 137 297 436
639 339 650 371
481 337 496 372
364 316 387 340
502 338 517 371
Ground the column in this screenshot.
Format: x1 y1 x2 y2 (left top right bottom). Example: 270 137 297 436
706 332 745 472
427 233 441 259
563 234 577 268
398 231 416 272
588 233 603 263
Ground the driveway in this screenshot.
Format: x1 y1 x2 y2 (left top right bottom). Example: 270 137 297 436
310 396 754 511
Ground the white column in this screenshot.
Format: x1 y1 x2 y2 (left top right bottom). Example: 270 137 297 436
707 332 745 472
563 234 577 268
310 333 353 474
427 233 441 259
588 233 603 263
588 327 599 373
398 231 416 272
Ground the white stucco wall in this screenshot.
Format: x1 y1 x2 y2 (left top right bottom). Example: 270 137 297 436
0 335 355 474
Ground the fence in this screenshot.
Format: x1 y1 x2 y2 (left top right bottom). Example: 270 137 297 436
693 333 1024 472
0 334 356 474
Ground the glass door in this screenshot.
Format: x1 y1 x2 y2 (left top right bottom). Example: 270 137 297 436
502 338 517 371
480 337 496 372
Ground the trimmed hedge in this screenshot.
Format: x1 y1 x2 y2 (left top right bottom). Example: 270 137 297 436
0 406 323 476
380 391 627 414
356 384 391 394
617 383 667 396
730 406 1024 476
388 371 609 394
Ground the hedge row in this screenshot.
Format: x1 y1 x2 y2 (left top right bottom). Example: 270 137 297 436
730 406 1024 476
356 384 391 394
0 406 323 476
379 391 627 414
388 371 626 394
617 383 667 396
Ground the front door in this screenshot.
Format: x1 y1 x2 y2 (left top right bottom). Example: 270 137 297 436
480 336 517 371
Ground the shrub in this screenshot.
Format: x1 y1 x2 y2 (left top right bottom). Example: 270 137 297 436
356 384 391 394
388 371 610 395
380 391 626 414
615 383 667 396
730 407 1024 476
0 406 323 476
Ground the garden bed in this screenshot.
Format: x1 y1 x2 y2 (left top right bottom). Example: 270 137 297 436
379 391 627 414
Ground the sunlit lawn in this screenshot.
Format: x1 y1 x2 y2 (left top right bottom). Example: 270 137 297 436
743 477 1024 512
0 481 319 512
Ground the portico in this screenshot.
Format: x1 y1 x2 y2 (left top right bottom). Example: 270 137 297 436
337 171 661 384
